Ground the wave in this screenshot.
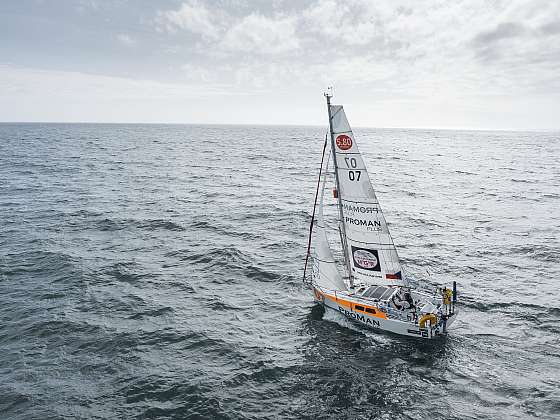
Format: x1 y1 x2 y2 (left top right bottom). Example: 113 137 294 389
79 294 147 315
166 247 252 267
460 299 560 332
93 217 185 232
23 318 103 339
96 217 128 231
2 250 80 283
507 244 560 262
165 246 289 285
460 298 556 314
207 299 241 312
136 219 185 231
511 178 537 183
121 377 228 418
104 261 151 284
190 220 215 230
244 265 282 282
128 306 174 320
190 219 277 241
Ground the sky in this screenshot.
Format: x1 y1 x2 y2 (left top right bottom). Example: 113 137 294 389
1 0 559 129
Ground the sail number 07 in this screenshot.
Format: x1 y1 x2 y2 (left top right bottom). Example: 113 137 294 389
344 157 361 181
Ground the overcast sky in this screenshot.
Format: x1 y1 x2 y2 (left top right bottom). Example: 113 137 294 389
1 0 559 129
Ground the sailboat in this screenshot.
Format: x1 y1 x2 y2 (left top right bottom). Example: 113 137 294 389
303 91 458 339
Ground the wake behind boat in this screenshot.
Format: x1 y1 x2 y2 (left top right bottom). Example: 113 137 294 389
303 91 458 339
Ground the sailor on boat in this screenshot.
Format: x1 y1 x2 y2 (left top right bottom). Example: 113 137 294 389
391 289 417 320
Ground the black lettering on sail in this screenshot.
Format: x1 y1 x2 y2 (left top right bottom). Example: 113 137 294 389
344 217 382 230
343 204 380 213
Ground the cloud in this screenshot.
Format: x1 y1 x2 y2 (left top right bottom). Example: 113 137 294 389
157 2 300 55
4 0 560 128
221 13 300 54
117 33 135 46
302 0 387 46
472 22 527 46
157 1 415 56
0 65 248 123
539 20 560 35
76 0 99 14
156 1 222 39
153 0 559 100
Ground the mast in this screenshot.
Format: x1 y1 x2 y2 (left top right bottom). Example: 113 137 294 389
325 91 354 288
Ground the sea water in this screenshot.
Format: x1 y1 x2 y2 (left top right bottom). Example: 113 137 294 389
1 123 559 419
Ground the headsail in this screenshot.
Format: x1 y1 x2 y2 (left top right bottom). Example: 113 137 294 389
312 153 347 292
328 104 405 287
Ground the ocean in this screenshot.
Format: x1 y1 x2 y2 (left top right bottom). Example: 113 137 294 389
0 123 559 419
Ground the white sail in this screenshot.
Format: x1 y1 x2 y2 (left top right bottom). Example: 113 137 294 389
312 157 347 292
329 104 405 287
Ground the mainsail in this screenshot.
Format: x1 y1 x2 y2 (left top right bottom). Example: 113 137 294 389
328 103 405 287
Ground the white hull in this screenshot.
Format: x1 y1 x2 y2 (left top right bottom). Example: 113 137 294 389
313 286 457 339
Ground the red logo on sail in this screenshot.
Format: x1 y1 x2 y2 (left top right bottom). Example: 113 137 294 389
336 135 352 150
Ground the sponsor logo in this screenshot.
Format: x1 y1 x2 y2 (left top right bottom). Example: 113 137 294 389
336 134 352 150
338 306 380 327
345 217 382 231
407 329 421 335
351 246 381 271
342 204 379 214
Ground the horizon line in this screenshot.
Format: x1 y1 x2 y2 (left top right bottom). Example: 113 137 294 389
0 121 559 133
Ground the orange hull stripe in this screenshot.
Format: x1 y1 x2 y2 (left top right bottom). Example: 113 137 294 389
318 289 388 319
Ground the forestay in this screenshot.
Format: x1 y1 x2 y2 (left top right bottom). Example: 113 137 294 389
329 104 405 287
